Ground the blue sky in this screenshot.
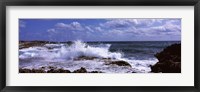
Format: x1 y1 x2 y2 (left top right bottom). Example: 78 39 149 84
19 19 181 42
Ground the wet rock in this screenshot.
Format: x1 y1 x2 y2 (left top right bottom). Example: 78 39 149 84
151 43 181 73
48 66 57 70
89 71 104 73
19 41 46 49
47 68 71 73
47 69 57 73
19 67 105 73
151 61 181 73
41 66 45 69
19 68 32 73
74 56 113 61
57 69 71 73
66 41 73 46
32 69 46 73
155 43 181 63
73 67 87 73
19 41 67 49
19 67 71 73
102 58 112 60
106 60 132 67
19 68 45 73
74 56 98 61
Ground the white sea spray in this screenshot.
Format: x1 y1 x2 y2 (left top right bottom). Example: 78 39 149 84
19 40 158 73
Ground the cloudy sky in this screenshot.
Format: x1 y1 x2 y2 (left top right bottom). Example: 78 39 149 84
19 19 181 42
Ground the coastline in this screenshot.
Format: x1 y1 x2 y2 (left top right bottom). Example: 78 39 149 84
19 41 181 73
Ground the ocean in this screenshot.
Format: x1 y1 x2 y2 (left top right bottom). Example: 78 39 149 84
19 40 180 73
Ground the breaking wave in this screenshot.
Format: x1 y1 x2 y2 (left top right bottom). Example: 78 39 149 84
19 40 123 61
19 40 158 73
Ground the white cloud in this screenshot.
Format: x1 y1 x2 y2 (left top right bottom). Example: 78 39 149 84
100 19 130 28
125 19 157 27
19 20 26 28
100 19 165 29
47 29 56 33
55 22 84 31
135 23 181 36
85 26 94 32
112 19 179 41
94 27 103 32
164 20 181 32
101 19 181 38
55 23 66 28
46 19 181 41
85 26 104 32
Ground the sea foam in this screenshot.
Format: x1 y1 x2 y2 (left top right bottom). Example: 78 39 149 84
19 40 122 61
19 40 158 73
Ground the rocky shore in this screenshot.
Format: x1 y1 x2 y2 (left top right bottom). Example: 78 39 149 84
19 67 103 73
19 56 132 73
151 43 181 73
74 56 132 67
19 41 73 49
19 41 181 73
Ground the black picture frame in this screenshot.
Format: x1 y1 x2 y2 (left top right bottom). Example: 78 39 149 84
0 0 200 92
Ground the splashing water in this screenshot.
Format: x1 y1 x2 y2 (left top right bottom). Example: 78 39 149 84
19 40 159 73
20 40 123 61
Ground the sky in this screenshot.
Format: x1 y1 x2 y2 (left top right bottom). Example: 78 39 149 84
19 19 181 42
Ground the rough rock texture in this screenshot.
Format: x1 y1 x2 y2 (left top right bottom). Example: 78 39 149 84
73 67 87 73
19 41 74 49
74 56 113 61
74 56 98 61
19 68 46 73
19 41 47 49
89 71 104 73
47 69 71 73
105 60 132 67
19 67 104 73
151 43 181 73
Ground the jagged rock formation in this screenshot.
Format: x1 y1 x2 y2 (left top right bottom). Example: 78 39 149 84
151 43 181 73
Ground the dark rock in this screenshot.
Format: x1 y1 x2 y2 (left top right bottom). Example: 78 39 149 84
57 69 71 73
66 41 73 46
155 43 181 63
19 68 45 73
41 67 45 69
74 56 98 61
89 71 103 73
47 69 59 73
19 67 71 73
48 66 57 70
102 58 111 60
74 56 113 61
19 68 32 73
73 67 87 73
19 41 46 49
151 43 181 73
19 41 73 49
31 69 46 73
47 68 71 73
106 60 132 67
19 67 104 73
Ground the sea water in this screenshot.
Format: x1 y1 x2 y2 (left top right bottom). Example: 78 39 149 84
19 40 180 73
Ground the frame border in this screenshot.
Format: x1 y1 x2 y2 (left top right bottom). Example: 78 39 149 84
0 0 200 92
